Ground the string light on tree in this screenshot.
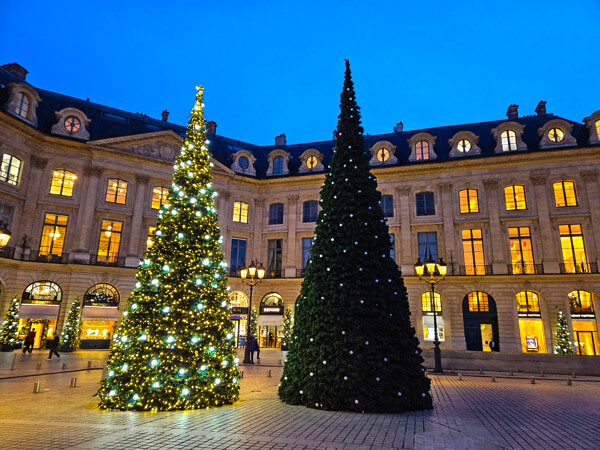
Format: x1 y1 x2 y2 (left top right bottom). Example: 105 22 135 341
0 297 20 351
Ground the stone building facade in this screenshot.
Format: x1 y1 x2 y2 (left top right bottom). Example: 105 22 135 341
1 62 600 355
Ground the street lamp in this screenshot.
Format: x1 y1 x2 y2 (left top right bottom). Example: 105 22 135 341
240 260 265 364
415 253 447 374
0 221 11 249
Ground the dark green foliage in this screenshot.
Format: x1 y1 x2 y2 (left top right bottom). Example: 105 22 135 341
60 298 82 350
278 61 432 413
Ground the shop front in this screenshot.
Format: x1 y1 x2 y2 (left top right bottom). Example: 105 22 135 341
516 291 547 353
569 290 600 356
80 283 119 349
17 281 62 349
257 293 284 348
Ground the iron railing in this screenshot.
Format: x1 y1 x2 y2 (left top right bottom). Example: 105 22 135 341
560 262 599 274
508 263 544 275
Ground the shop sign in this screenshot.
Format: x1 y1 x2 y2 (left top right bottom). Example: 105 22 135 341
260 305 284 315
232 306 249 315
571 312 595 319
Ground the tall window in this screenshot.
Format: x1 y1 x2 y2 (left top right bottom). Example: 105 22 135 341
422 291 444 341
415 140 430 161
151 187 169 209
417 232 437 262
50 170 77 197
462 229 485 275
422 291 441 312
516 291 546 353
16 92 30 118
302 201 318 223
467 291 489 312
273 156 284 175
106 179 128 204
459 189 479 213
268 203 284 225
302 237 313 270
559 224 588 273
267 239 283 277
508 227 535 274
146 226 156 251
0 154 22 186
504 185 527 210
233 201 249 223
379 195 394 218
39 214 68 256
230 239 247 274
569 290 594 316
501 130 517 151
389 234 395 261
553 181 578 207
516 291 541 316
97 220 122 263
416 192 435 216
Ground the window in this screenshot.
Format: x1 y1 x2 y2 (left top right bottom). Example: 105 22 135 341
508 227 535 274
504 185 527 210
273 156 284 175
97 220 122 263
306 155 318 169
569 290 594 316
50 170 77 197
415 140 430 161
151 187 169 209
0 154 22 186
573 321 600 356
518 318 546 353
462 229 485 275
268 203 284 225
238 156 249 170
596 120 600 140
146 226 156 251
64 116 81 133
230 239 247 274
233 201 249 223
467 292 489 312
559 224 588 273
416 192 435 216
106 179 128 204
16 92 30 118
267 239 283 277
459 189 479 213
389 234 395 261
302 201 318 223
417 232 437 262
422 292 441 313
83 283 120 307
22 281 62 303
548 128 564 143
516 291 541 316
553 181 578 207
457 139 471 153
501 130 517 151
39 214 68 256
376 148 389 162
302 237 313 270
379 195 394 218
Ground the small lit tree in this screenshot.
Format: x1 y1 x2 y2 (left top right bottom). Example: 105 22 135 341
0 296 20 352
281 307 294 348
60 298 82 351
249 308 258 337
554 310 574 355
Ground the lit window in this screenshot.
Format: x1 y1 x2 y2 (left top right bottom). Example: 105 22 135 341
376 148 390 162
238 156 249 170
422 292 441 312
416 192 435 216
508 227 535 274
553 181 578 207
457 139 471 153
569 290 594 315
84 283 120 307
573 321 600 356
306 155 318 169
596 120 600 139
273 156 284 175
518 318 546 353
302 201 318 223
501 130 517 151
462 229 485 275
98 220 122 263
548 128 564 143
16 92 30 118
268 203 284 225
458 189 479 213
64 116 81 133
415 140 430 161
559 224 588 273
233 201 249 223
504 185 527 210
106 179 128 204
146 226 156 251
151 187 169 209
467 292 489 312
379 195 394 218
0 154 22 186
516 291 540 315
40 214 68 256
50 170 77 197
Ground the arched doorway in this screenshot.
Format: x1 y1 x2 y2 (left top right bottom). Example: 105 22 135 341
229 291 248 346
462 291 499 351
258 292 284 348
80 283 120 349
19 281 63 348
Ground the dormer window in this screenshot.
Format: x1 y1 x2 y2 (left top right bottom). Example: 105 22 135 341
273 156 284 175
306 155 318 169
548 128 564 143
231 150 256 176
583 111 600 145
501 130 517 151
238 156 250 170
5 82 41 126
538 119 576 149
448 131 481 157
368 141 397 166
408 133 437 162
16 92 30 118
491 122 527 153
64 116 81 133
457 139 471 152
51 108 91 140
377 148 389 162
416 141 430 160
266 150 290 176
299 149 325 173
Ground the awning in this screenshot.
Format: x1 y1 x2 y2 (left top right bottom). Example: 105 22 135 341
81 306 119 320
19 304 60 319
257 315 283 326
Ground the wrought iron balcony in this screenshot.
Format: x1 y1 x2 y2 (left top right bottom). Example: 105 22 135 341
559 262 599 274
29 250 69 264
89 254 125 267
508 263 544 275
0 246 15 259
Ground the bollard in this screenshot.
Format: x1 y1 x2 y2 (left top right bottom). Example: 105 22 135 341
479 368 484 375
567 378 572 386
36 362 41 370
267 369 272 378
87 361 92 369
531 376 536 384
509 369 514 376
540 371 544 378
491 375 496 382
62 363 67 370
572 371 577 379
240 370 244 379
33 381 41 393
70 377 77 388
11 353 17 370
458 373 463 381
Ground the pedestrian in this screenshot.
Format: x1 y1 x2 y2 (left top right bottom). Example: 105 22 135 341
489 339 496 352
268 331 274 347
254 336 261 362
247 335 257 364
22 330 36 353
47 332 61 359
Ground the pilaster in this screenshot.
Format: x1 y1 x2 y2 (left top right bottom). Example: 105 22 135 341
125 174 149 266
396 186 413 273
71 165 103 262
483 178 507 274
284 194 298 277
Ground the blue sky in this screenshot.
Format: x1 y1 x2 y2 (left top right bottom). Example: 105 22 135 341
1 1 599 145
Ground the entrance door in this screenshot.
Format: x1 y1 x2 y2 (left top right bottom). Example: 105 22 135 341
464 318 483 351
480 323 493 352
463 292 499 351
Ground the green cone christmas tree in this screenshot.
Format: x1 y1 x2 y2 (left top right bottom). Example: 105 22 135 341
249 308 258 337
554 310 574 355
97 86 239 411
0 296 20 351
60 297 82 351
281 307 294 348
279 61 432 412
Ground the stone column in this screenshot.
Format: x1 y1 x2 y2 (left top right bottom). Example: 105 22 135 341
18 154 48 250
438 182 455 266
396 186 413 274
71 165 103 261
530 172 559 274
483 178 507 274
252 198 265 263
284 194 299 277
125 175 149 266
581 170 600 262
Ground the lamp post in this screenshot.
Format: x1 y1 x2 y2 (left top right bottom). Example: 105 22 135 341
240 260 265 364
415 253 447 374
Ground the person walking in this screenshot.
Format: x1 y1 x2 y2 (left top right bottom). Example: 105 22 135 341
22 330 36 353
489 339 496 352
254 336 261 362
247 335 257 364
268 331 274 347
47 332 61 359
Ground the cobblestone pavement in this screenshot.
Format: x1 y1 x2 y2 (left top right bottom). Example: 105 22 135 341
0 350 599 449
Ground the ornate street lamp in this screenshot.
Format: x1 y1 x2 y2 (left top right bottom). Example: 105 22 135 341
415 253 447 374
0 221 11 249
240 260 265 364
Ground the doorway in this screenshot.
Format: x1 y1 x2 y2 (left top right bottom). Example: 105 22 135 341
462 292 499 351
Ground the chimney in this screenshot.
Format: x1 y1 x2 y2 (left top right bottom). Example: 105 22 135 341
506 104 519 119
161 110 169 122
275 133 286 146
1 62 28 80
535 101 547 116
393 121 404 133
206 121 217 134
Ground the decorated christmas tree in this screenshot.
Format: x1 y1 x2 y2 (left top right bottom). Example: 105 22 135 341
0 296 20 351
554 310 574 355
60 298 82 351
249 308 258 337
279 60 432 413
281 307 293 348
97 86 239 411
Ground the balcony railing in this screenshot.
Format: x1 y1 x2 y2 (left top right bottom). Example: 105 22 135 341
508 263 544 275
264 269 282 279
89 254 126 267
29 250 69 264
450 265 492 276
560 262 599 274
0 246 15 259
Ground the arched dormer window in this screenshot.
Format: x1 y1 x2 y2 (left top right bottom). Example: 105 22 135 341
538 119 577 149
407 133 437 162
368 141 397 166
298 149 325 173
5 82 41 126
51 108 91 140
231 150 256 176
491 122 527 153
583 111 600 145
448 131 481 157
266 149 291 176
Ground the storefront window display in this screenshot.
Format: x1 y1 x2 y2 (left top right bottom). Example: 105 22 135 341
80 283 120 349
516 291 546 353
